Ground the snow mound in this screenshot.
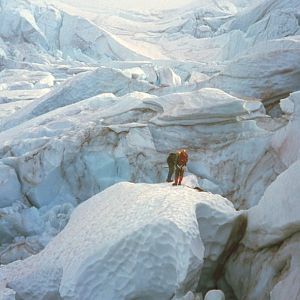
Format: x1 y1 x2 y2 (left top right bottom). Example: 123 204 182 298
0 182 240 300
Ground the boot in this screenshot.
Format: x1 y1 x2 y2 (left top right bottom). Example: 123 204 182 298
173 177 179 186
178 176 183 185
166 176 172 182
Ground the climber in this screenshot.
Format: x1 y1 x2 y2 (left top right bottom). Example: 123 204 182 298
166 152 177 182
173 149 188 186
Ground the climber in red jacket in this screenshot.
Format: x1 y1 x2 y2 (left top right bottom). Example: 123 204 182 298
172 149 188 186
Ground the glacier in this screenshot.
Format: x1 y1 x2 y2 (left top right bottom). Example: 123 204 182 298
0 0 300 299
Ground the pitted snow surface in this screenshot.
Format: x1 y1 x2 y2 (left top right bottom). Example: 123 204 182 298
0 182 238 300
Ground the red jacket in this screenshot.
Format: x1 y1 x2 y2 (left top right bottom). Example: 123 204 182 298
176 151 188 167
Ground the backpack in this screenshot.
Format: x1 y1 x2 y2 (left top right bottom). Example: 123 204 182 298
177 150 188 166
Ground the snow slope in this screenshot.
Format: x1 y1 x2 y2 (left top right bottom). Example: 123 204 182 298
0 182 242 300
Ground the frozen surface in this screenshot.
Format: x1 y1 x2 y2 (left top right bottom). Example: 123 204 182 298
243 159 300 249
0 0 300 298
0 101 33 121
0 163 22 208
0 88 271 211
0 89 50 104
0 67 155 131
0 182 240 300
0 69 55 90
0 0 149 64
0 202 73 264
225 232 300 300
211 45 300 102
223 89 300 300
0 288 16 300
0 85 278 263
272 91 300 167
242 91 300 249
145 87 264 125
